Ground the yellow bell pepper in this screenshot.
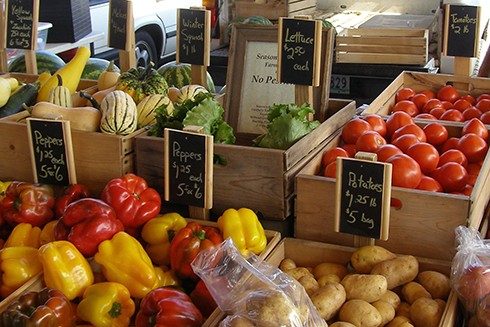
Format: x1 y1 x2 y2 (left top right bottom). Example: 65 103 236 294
77 282 135 327
217 208 267 257
0 246 43 296
40 220 58 245
95 232 157 298
4 223 42 248
38 240 94 300
154 266 180 288
141 212 187 265
0 180 11 199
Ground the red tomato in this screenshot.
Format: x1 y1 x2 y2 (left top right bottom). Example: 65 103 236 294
423 98 443 113
323 161 337 178
458 133 489 163
437 85 460 103
392 134 421 153
395 87 416 102
462 118 489 141
441 101 454 110
415 113 437 120
411 93 429 110
461 94 476 105
376 144 403 162
341 118 372 144
356 131 387 153
476 99 490 113
431 162 468 193
477 94 490 102
452 99 472 112
462 107 482 121
341 143 357 158
387 154 422 189
322 147 349 167
406 142 440 174
423 123 449 146
420 89 436 99
481 111 490 124
429 107 446 119
438 149 468 168
441 137 460 153
392 124 427 143
363 114 387 137
386 111 414 138
416 175 443 192
440 109 464 122
392 100 419 117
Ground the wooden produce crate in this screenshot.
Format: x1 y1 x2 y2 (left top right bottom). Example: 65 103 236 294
135 99 356 220
335 28 429 65
234 0 316 21
1 72 98 91
295 120 490 262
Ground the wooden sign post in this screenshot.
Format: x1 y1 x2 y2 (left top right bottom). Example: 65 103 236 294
1 0 39 74
164 126 213 220
109 0 135 71
26 118 77 186
335 152 392 247
278 16 322 117
176 7 211 86
443 4 480 78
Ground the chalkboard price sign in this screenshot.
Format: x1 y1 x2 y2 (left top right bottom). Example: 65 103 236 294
443 4 480 58
109 0 128 50
27 118 76 186
164 128 213 208
177 8 211 66
6 0 36 50
335 157 392 240
278 17 322 86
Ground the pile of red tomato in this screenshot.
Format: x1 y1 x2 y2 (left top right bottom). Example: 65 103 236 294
321 112 489 195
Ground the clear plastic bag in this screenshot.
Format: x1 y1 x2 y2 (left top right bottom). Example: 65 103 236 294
451 226 490 314
191 238 328 327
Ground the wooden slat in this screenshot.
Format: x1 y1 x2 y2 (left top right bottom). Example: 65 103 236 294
336 52 427 65
288 6 317 16
336 44 427 55
234 1 287 20
343 28 428 37
287 0 316 13
336 35 427 47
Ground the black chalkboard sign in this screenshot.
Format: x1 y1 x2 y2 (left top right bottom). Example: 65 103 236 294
177 8 211 66
335 157 392 240
443 4 480 58
108 0 127 50
6 0 35 50
278 17 322 86
27 118 76 186
164 128 213 208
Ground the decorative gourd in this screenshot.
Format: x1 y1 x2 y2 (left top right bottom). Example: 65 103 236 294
137 94 174 128
100 90 138 135
177 85 208 103
48 75 73 107
97 60 121 90
116 62 168 104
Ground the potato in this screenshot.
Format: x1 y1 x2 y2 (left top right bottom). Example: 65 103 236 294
371 255 419 289
330 323 356 327
318 274 341 286
351 245 396 273
339 299 382 327
310 282 346 320
409 297 444 327
417 270 451 300
379 290 401 309
313 262 348 280
286 267 314 281
396 302 411 318
298 274 319 296
401 282 431 304
341 274 387 302
386 316 414 327
279 258 297 272
372 300 395 326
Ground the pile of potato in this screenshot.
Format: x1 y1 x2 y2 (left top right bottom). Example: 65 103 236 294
279 245 451 327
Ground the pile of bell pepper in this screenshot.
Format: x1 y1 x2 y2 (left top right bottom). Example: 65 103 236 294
0 174 268 326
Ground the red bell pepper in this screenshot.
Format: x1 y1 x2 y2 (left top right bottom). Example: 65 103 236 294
135 287 203 327
100 173 161 229
190 279 217 318
170 222 223 280
55 198 123 257
0 181 55 227
54 183 90 218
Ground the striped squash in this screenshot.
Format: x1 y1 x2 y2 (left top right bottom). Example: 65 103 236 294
177 85 208 103
48 85 72 107
137 94 174 128
100 90 138 135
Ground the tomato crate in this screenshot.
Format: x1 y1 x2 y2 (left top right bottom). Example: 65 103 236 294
135 99 356 221
295 120 490 262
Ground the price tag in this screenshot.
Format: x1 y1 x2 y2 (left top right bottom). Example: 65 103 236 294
164 128 213 209
443 4 480 58
108 0 127 50
177 8 211 66
6 0 37 50
330 74 350 95
27 118 76 186
277 17 322 86
334 157 392 240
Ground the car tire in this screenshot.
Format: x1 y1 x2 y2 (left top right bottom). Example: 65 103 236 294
135 30 158 68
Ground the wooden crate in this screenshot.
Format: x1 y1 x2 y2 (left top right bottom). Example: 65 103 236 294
295 120 490 261
234 0 316 20
364 71 490 116
335 28 429 65
135 99 355 220
1 72 98 91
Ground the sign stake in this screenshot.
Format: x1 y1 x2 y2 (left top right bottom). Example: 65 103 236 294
109 0 136 71
0 0 7 72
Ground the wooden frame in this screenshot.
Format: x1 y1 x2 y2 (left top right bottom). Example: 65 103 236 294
224 24 335 137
